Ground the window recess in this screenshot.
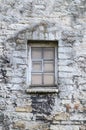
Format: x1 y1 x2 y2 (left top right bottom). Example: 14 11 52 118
26 40 58 94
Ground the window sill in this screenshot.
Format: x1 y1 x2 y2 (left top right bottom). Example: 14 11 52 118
26 87 58 94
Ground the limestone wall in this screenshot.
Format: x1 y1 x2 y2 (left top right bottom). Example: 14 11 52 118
0 0 86 130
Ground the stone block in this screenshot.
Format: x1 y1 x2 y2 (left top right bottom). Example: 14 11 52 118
50 125 79 130
58 53 72 59
13 50 26 58
16 43 26 50
6 112 33 121
13 121 25 129
25 122 49 130
16 39 25 44
13 57 26 64
59 72 73 78
0 126 3 130
79 126 86 130
58 59 73 66
83 107 86 112
49 32 55 40
0 112 4 122
53 112 70 121
15 106 32 113
58 66 73 72
70 113 86 121
0 104 6 110
59 77 73 85
58 47 72 53
10 77 26 84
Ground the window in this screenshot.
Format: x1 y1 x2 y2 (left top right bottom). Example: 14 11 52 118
28 41 58 88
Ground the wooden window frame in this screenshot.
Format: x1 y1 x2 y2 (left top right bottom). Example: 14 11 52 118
27 40 58 88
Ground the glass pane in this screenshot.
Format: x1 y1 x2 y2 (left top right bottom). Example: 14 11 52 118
32 47 42 59
31 74 42 85
43 73 54 85
32 62 42 72
43 48 54 59
44 61 54 72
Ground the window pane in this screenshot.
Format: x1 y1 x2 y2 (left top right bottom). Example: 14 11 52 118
32 62 42 72
43 48 54 59
44 61 54 72
31 74 42 85
43 73 54 85
32 47 42 59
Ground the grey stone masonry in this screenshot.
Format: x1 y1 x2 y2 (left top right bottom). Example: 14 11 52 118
0 0 86 130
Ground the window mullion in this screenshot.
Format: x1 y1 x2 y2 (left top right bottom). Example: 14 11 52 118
42 47 44 85
42 59 43 72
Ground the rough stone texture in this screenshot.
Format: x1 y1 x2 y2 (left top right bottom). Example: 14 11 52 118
0 112 4 122
0 0 86 130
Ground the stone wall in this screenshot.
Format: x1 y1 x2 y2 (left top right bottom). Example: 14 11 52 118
0 0 86 130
